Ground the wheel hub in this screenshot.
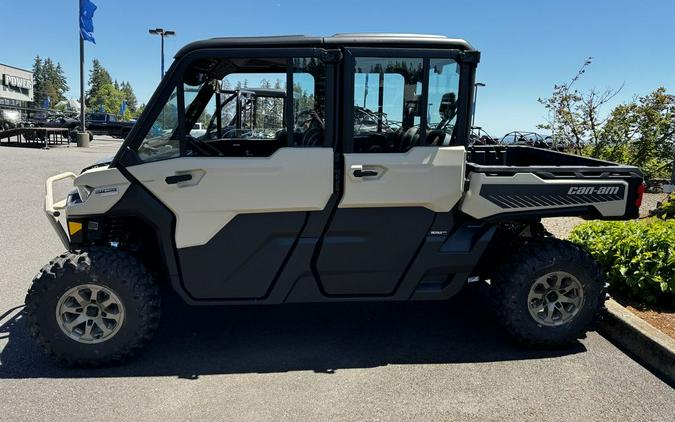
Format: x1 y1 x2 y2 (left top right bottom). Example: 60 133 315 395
546 291 559 302
85 305 100 318
527 271 584 327
55 284 125 343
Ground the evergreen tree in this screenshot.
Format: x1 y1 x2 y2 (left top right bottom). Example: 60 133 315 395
44 60 68 103
32 56 45 106
32 56 69 107
41 58 59 104
86 59 113 108
96 83 125 115
120 81 138 112
134 103 146 119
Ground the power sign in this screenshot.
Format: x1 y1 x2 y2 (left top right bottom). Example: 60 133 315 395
2 74 32 90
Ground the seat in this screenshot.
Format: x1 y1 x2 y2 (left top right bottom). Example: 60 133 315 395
427 92 458 146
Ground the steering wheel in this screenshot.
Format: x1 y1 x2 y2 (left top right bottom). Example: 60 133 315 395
186 135 222 156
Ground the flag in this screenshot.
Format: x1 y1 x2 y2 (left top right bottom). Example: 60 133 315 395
99 104 104 112
79 0 97 44
119 100 127 116
42 96 51 109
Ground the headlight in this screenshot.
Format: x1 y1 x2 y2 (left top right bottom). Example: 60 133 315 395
76 185 93 203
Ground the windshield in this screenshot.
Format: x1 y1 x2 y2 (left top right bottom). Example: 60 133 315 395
87 113 106 122
136 88 180 162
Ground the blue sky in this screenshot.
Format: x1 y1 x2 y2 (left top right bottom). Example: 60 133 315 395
2 0 674 136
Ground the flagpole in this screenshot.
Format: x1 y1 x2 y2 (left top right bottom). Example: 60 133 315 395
77 0 96 147
79 33 85 133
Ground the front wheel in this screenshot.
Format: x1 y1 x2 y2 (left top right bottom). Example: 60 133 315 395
491 238 605 347
25 248 160 366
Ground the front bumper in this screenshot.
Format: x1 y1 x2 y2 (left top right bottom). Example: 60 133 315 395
45 172 77 249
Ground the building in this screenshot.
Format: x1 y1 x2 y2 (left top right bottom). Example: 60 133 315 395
0 63 34 109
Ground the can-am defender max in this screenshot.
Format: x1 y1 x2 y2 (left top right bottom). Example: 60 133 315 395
28 34 644 366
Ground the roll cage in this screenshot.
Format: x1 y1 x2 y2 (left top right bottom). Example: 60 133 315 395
196 88 287 140
111 35 480 167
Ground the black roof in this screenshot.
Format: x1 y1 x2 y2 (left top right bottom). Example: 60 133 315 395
175 34 473 58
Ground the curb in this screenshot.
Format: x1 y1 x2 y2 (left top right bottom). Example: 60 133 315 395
598 298 675 383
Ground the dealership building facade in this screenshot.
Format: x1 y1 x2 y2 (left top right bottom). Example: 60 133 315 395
0 63 34 109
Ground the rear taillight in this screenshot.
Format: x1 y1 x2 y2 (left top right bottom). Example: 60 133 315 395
635 183 645 208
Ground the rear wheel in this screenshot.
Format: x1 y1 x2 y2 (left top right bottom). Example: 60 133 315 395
25 248 160 366
491 238 605 347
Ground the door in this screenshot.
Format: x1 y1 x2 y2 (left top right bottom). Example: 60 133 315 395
126 52 335 300
315 50 467 296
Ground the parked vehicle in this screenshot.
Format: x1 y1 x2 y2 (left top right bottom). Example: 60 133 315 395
86 112 135 139
469 127 498 145
37 112 134 142
543 135 570 152
28 34 644 366
500 131 549 148
39 114 91 142
0 109 21 131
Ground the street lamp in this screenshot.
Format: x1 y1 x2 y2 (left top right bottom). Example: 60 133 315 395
148 28 176 79
472 82 486 128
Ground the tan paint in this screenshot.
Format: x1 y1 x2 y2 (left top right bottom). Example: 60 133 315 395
67 167 131 216
339 146 466 212
128 148 334 248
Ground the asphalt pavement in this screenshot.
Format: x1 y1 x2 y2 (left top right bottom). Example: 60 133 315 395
0 137 673 421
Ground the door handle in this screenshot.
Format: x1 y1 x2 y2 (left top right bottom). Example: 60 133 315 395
353 169 378 178
165 174 192 184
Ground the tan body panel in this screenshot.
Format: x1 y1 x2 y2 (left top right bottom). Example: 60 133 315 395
339 146 466 212
127 148 334 248
68 167 131 216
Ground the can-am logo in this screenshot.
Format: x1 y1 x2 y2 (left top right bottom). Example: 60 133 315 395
94 187 118 197
567 186 620 195
2 74 32 90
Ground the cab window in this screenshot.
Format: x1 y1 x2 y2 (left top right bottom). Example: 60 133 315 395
136 87 180 162
183 56 325 158
426 58 460 146
135 55 326 161
352 57 423 153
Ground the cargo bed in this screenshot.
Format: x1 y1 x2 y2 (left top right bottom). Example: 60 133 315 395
461 146 644 221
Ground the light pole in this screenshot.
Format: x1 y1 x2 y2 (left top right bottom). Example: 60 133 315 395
472 82 486 128
148 28 175 79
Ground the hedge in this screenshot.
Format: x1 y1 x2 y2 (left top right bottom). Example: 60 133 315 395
569 218 675 306
650 192 675 219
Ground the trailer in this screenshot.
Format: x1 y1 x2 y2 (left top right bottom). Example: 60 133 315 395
0 127 70 148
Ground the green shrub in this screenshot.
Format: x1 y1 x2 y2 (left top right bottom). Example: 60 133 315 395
569 219 675 306
650 192 675 220
640 158 673 181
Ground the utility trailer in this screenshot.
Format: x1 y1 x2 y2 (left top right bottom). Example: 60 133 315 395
0 127 70 147
26 34 644 366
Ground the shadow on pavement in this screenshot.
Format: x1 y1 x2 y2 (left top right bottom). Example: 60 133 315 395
0 283 586 379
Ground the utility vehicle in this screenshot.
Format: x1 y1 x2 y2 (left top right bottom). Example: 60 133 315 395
28 34 644 366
